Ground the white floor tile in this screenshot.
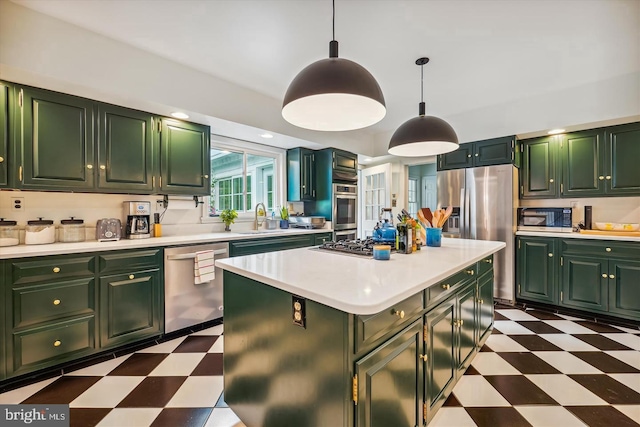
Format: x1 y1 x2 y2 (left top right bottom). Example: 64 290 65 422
493 320 536 335
608 374 640 394
0 377 59 404
496 309 539 321
204 407 245 427
208 336 224 353
137 336 187 353
451 375 510 407
148 353 206 376
515 405 587 427
429 407 477 427
166 376 224 408
611 325 640 334
556 313 586 321
526 374 608 406
66 355 131 376
96 408 162 427
538 334 599 351
192 324 224 336
542 320 597 334
471 352 521 375
605 351 640 370
533 352 602 374
485 335 529 352
602 333 640 351
612 405 640 423
70 376 144 408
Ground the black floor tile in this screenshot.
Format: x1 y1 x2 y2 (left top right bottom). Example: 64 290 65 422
494 312 509 321
573 334 634 351
575 321 628 333
443 393 461 406
464 366 481 375
479 344 494 352
571 352 640 373
108 353 168 376
150 408 212 427
191 353 223 376
509 335 563 351
23 376 101 404
484 375 558 405
69 408 111 427
497 352 561 374
492 328 503 335
524 310 565 321
566 405 640 427
173 336 219 353
465 407 533 427
117 377 187 408
569 374 640 404
516 321 564 334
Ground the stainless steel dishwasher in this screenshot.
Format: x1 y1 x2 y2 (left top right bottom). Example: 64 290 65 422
164 242 229 333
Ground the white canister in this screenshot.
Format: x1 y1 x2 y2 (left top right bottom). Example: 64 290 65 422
59 217 86 242
0 218 20 247
25 218 56 245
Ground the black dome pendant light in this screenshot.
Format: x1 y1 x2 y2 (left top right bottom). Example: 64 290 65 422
282 0 386 131
388 57 459 156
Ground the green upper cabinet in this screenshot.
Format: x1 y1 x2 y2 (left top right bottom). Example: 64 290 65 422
0 82 10 188
516 236 557 304
438 143 473 170
438 136 517 171
605 122 640 195
287 147 315 201
160 118 210 195
97 104 155 193
561 129 605 197
521 136 558 198
20 86 95 191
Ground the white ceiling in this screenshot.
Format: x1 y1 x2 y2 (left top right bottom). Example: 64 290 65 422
10 0 640 157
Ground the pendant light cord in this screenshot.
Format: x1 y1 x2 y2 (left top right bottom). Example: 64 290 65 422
329 0 338 57
420 63 424 104
332 0 335 41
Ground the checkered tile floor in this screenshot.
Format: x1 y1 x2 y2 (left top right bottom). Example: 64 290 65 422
0 307 638 427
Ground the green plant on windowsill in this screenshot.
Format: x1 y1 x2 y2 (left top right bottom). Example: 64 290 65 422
220 209 238 231
279 206 289 220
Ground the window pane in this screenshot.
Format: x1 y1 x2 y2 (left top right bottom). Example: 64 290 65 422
210 149 243 216
247 154 275 210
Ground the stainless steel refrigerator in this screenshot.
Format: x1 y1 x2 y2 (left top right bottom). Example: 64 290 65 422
437 164 518 302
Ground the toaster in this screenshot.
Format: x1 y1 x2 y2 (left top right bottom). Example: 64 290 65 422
96 218 122 242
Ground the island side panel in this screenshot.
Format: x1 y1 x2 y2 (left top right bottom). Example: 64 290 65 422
223 271 351 427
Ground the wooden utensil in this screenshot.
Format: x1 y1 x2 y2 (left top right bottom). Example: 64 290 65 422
421 208 433 226
417 210 432 228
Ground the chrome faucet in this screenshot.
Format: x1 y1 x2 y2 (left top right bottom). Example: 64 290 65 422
254 202 266 230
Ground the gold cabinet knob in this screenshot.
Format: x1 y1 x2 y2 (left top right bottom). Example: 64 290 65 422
605 247 612 252
478 299 484 304
53 267 60 273
459 319 464 326
484 258 492 264
475 153 479 157
54 340 61 347
466 270 475 275
53 299 61 305
549 178 554 183
0 156 4 163
129 274 135 280
602 273 608 278
609 274 615 279
598 176 604 180
419 354 428 362
100 165 106 170
467 154 472 158
393 309 405 319
86 164 93 169
606 175 611 180
548 253 553 257
441 284 450 290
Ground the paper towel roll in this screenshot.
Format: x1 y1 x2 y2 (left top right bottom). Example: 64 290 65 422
166 197 197 210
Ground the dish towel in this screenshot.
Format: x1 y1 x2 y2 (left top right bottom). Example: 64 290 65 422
194 250 215 284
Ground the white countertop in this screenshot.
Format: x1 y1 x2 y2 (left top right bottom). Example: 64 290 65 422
0 228 332 259
215 238 506 315
516 230 640 242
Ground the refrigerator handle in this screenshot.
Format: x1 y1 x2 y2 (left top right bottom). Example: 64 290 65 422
465 184 472 239
459 187 466 238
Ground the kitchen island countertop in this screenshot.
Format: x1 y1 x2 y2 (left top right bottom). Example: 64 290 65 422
216 237 505 315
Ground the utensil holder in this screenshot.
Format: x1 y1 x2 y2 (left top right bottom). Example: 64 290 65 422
426 227 442 247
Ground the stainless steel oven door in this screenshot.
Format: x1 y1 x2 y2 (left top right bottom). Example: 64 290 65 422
334 229 357 241
333 184 358 230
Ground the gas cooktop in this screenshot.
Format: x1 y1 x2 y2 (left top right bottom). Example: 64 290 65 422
318 238 393 257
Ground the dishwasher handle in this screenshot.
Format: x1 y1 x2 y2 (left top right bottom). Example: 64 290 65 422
166 249 227 260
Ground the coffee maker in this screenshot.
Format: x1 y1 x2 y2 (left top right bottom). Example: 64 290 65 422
123 201 151 239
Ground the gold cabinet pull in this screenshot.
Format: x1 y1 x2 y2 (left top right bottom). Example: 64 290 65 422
100 165 106 170
598 176 604 180
459 319 464 326
602 273 608 278
203 174 209 179
477 298 484 304
0 156 4 163
605 247 612 252
609 274 615 279
606 175 611 180
484 258 492 264
548 253 553 257
441 284 450 290
549 178 554 183
86 164 93 169
53 340 61 347
53 299 61 305
466 270 475 275
53 267 60 273
129 274 135 280
419 354 428 362
393 309 405 319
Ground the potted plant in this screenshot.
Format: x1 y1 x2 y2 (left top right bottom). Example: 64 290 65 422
279 206 289 229
220 209 238 231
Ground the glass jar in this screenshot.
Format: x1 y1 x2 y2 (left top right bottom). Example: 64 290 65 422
25 218 56 245
0 218 20 247
59 217 85 242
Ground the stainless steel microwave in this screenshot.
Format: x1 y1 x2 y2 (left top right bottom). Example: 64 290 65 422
517 207 572 233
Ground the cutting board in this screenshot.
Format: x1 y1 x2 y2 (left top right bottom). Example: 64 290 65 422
579 230 640 237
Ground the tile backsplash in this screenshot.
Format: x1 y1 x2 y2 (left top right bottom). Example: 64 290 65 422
519 196 640 226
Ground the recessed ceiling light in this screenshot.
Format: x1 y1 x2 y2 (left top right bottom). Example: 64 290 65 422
548 129 565 135
171 112 189 119
362 158 372 162
260 133 274 139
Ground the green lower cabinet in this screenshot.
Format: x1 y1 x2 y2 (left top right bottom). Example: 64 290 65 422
561 255 607 313
607 259 640 321
314 233 333 246
517 237 557 304
99 269 162 349
229 234 317 257
0 261 5 380
476 270 494 344
355 320 423 427
457 283 476 374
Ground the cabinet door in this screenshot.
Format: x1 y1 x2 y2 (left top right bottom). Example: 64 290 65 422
355 320 423 427
424 299 456 423
301 149 315 199
437 144 473 170
97 104 154 192
0 261 5 380
517 237 557 304
521 136 558 198
605 122 640 195
287 148 316 201
608 259 640 321
476 269 494 345
473 136 515 167
160 118 210 195
99 269 162 349
313 233 333 246
332 149 357 175
457 283 476 374
20 86 95 190
561 255 607 313
0 82 9 188
561 129 605 197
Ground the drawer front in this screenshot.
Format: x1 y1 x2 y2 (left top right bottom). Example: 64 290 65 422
230 235 313 257
427 266 477 306
11 255 95 286
477 255 494 277
355 292 424 354
561 240 640 259
13 278 95 328
98 249 161 274
11 316 95 375
314 233 332 246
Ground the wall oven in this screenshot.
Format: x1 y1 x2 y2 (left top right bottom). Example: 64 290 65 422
333 183 357 230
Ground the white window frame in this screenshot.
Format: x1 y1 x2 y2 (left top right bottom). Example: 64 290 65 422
201 134 286 224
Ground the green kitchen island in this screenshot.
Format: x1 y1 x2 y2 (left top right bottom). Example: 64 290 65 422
215 238 505 427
